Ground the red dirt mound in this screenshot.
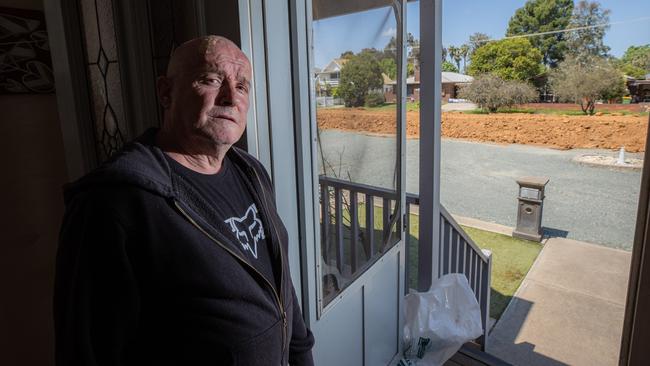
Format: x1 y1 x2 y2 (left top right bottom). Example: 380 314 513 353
316 108 649 152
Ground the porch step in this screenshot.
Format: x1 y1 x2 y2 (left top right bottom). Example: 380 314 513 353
445 344 513 366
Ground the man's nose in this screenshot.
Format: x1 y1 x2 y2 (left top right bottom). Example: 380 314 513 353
216 80 235 106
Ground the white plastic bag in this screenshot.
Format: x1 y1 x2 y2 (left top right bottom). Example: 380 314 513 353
402 273 483 366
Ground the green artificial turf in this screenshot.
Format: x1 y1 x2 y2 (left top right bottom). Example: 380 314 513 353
460 225 542 320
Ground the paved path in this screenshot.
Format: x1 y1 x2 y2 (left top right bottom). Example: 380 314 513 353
489 237 631 366
442 102 477 111
318 130 643 250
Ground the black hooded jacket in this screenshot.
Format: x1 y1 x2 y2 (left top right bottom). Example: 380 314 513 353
54 129 314 366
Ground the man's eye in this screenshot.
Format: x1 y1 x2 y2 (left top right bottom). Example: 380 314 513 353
202 78 221 85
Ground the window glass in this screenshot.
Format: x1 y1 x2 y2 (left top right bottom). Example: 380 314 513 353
313 0 401 306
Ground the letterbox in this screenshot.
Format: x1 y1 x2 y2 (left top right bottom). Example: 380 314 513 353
512 176 549 242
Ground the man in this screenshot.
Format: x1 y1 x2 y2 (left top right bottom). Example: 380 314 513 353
55 36 314 365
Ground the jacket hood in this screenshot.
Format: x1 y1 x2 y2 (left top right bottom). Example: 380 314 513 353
63 128 176 205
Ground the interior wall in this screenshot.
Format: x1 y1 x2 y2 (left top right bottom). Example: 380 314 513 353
0 2 68 365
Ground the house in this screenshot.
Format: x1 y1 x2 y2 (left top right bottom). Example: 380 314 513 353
384 69 473 103
442 71 474 101
627 76 650 103
4 0 649 365
383 74 420 102
315 58 348 89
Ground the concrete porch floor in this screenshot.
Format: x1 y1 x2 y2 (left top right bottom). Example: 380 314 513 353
488 237 631 366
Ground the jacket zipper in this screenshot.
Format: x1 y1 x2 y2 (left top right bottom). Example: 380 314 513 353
173 200 287 362
250 169 288 363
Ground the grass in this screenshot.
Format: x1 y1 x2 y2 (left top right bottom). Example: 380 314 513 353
364 102 420 112
462 107 648 116
460 225 542 320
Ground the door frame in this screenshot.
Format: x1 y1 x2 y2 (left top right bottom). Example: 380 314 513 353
45 0 98 180
620 113 650 365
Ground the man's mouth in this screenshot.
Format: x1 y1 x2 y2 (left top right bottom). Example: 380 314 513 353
211 114 236 123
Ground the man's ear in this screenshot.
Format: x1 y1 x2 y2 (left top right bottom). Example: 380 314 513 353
156 76 172 109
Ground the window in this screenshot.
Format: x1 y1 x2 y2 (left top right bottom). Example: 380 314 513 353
312 0 402 307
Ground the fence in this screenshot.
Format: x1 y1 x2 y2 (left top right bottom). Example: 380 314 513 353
316 96 343 107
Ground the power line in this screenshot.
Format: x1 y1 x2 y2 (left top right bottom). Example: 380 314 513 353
402 15 650 48
502 16 650 41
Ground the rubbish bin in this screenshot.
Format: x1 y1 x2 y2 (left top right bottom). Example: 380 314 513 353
513 176 549 242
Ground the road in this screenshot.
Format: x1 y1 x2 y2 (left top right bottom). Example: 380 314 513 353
318 130 643 250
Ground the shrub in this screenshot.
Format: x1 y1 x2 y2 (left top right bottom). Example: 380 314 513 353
458 74 538 112
364 91 385 107
550 56 626 115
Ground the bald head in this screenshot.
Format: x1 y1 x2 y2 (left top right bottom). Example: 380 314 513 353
156 35 252 159
166 35 251 79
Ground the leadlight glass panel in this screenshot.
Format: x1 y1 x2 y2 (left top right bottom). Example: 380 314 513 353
78 0 128 162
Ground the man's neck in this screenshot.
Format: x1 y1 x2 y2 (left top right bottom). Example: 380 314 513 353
156 130 230 175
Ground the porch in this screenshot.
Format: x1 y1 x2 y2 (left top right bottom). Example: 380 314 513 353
319 175 497 363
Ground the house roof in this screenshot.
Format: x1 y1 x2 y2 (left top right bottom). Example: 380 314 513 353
441 72 473 83
383 75 419 85
320 58 349 73
383 72 473 85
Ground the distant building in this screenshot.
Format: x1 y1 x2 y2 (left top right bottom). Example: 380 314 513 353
441 72 473 101
315 58 348 89
382 68 473 103
627 75 650 103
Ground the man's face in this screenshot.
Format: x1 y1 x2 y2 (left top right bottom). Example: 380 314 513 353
161 40 252 149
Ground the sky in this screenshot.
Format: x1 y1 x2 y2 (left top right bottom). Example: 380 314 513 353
313 0 650 68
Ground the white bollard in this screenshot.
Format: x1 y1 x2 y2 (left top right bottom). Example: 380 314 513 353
617 146 626 165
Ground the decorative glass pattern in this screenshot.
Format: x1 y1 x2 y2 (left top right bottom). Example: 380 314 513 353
78 0 127 162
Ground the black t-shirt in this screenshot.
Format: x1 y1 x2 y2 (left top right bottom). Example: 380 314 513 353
165 154 276 288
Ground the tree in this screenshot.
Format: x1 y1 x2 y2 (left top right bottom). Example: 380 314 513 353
407 32 420 61
380 58 397 80
458 74 538 112
442 46 448 63
338 50 384 107
383 34 418 77
468 33 491 58
331 86 340 99
459 44 470 73
358 47 388 62
340 50 354 59
467 38 543 81
618 63 647 80
506 0 574 67
618 44 650 78
565 1 611 62
448 45 462 72
442 61 459 73
549 56 626 115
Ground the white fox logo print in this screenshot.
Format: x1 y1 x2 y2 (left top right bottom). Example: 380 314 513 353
224 204 265 259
